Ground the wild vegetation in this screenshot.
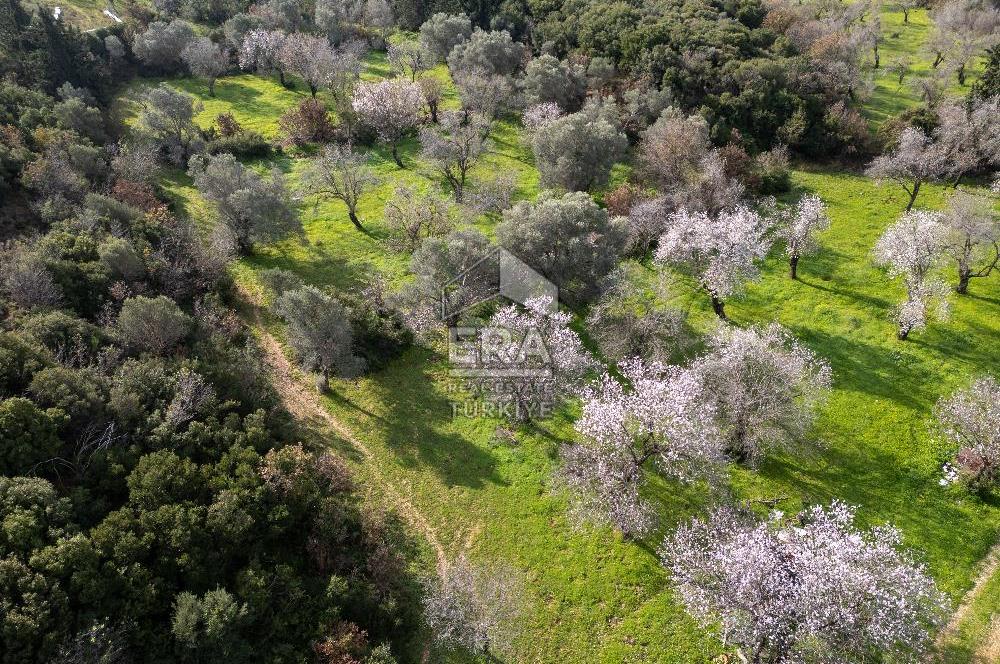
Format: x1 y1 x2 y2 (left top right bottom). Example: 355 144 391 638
0 0 999 661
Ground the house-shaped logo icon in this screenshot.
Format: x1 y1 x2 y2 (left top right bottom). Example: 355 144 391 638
440 247 558 321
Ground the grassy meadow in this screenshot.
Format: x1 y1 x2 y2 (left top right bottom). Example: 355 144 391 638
115 11 1000 661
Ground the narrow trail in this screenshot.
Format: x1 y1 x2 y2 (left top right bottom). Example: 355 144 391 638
251 318 449 580
934 540 1000 661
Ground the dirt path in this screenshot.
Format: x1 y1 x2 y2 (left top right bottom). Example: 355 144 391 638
253 322 450 579
935 541 1000 661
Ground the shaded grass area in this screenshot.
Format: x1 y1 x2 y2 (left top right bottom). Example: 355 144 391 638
866 5 982 126
129 47 1000 659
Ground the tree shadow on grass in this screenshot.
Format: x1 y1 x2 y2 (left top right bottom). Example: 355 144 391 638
786 325 933 409
359 350 508 490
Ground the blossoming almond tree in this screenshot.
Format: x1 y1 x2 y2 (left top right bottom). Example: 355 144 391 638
654 205 771 319
940 190 1000 294
557 358 724 537
691 323 832 465
474 296 595 422
661 502 950 664
776 193 830 279
351 79 424 167
935 375 1000 491
873 210 952 340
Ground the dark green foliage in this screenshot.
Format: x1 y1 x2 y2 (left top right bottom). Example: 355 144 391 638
0 397 61 474
206 131 273 159
970 45 1000 101
0 332 49 396
334 289 414 372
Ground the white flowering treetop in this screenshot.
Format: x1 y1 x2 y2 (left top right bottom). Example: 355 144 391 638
522 102 563 134
351 79 424 167
557 358 724 537
935 375 1000 491
692 323 832 465
423 554 522 657
654 205 771 319
473 296 595 422
777 193 830 279
661 502 950 663
873 210 951 339
940 190 1000 294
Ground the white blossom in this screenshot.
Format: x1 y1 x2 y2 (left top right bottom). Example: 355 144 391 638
522 102 563 134
557 358 724 536
934 375 1000 490
474 296 595 421
777 193 831 278
691 323 832 465
873 210 951 339
654 204 772 318
351 79 424 167
661 502 950 663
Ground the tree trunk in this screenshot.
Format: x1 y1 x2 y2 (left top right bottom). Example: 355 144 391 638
897 323 912 341
933 52 944 68
710 294 727 319
429 101 438 123
391 142 403 168
905 181 921 211
958 63 966 86
957 269 971 295
873 43 880 69
277 68 286 87
208 78 216 97
789 255 799 280
348 208 365 232
903 8 909 22
309 83 318 97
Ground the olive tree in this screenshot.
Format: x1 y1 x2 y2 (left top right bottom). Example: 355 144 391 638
419 12 472 62
116 296 192 355
187 153 300 254
181 37 228 97
351 80 424 167
521 54 586 111
274 286 365 390
419 111 490 202
133 20 196 73
497 191 626 305
532 101 627 192
138 84 205 166
407 228 492 325
387 42 432 81
302 144 380 232
446 29 524 78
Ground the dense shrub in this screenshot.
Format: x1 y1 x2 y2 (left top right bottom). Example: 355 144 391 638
206 131 274 158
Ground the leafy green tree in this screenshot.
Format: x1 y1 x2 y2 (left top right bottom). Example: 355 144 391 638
0 397 61 475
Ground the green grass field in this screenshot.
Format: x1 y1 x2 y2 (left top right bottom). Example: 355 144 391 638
866 4 982 126
120 25 1000 660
